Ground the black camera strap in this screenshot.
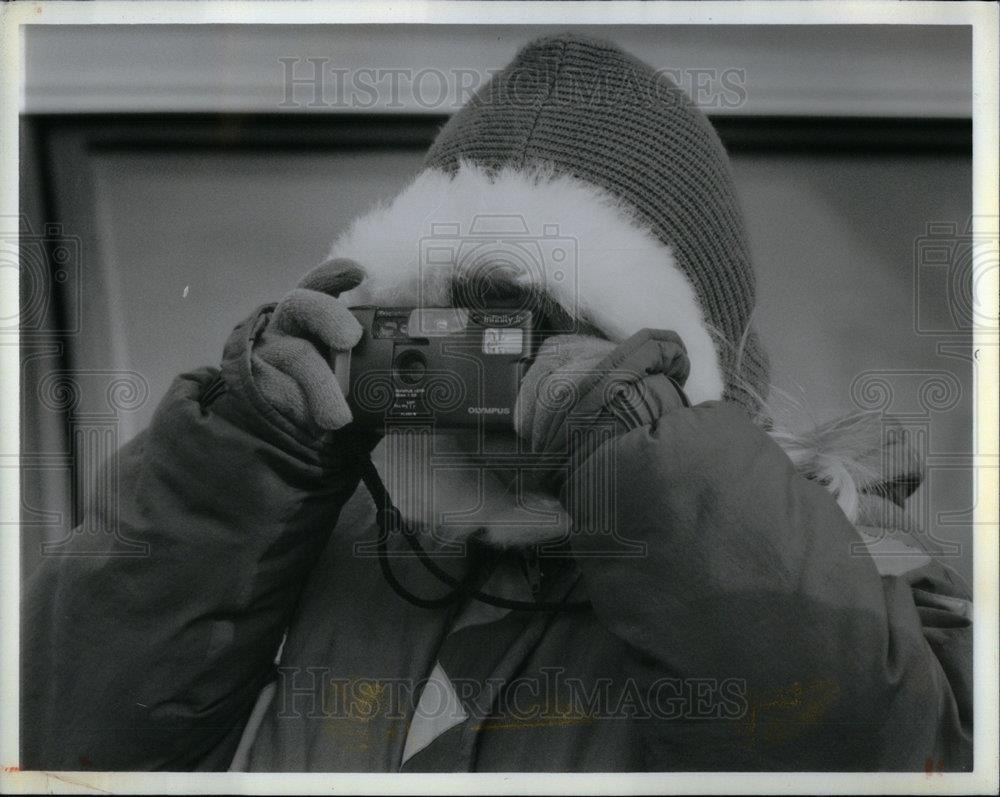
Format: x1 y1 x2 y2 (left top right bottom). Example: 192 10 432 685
353 453 591 613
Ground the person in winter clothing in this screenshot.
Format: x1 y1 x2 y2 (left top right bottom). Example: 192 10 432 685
22 34 972 773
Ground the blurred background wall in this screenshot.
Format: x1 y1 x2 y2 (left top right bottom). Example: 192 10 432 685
18 24 975 584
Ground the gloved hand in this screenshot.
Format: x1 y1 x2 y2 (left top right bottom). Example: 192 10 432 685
514 334 617 452
514 329 691 489
251 258 365 432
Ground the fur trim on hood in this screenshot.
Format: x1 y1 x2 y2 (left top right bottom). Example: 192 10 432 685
328 162 923 541
330 161 725 406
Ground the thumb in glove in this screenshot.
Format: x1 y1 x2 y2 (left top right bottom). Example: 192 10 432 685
252 258 365 431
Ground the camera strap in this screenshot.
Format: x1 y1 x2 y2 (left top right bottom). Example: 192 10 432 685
353 453 591 613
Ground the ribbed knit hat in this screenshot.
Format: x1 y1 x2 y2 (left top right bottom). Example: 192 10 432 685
424 34 770 412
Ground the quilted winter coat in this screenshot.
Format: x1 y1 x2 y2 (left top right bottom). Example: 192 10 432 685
22 307 973 772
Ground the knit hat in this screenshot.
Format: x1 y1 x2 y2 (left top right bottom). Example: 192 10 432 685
331 33 770 412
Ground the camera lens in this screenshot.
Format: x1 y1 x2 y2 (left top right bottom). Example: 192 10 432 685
394 349 427 385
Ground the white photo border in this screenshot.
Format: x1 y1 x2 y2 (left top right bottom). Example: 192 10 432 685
0 2 996 794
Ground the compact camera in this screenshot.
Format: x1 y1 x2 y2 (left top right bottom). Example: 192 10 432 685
334 306 538 430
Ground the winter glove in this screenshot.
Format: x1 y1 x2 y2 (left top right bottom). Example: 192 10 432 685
514 328 692 490
252 258 365 432
514 333 617 452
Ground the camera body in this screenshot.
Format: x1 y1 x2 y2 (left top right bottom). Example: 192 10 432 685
335 306 538 430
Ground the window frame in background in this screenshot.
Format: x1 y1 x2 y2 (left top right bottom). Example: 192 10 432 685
17 113 972 574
